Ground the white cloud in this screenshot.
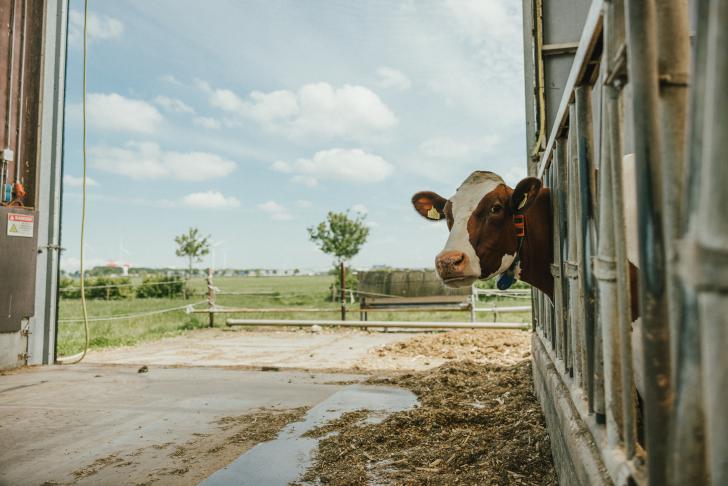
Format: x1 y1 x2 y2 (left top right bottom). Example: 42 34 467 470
351 204 368 215
63 175 98 187
419 135 499 159
258 200 292 220
182 191 240 209
154 95 194 114
193 116 222 129
295 199 313 208
159 74 182 85
68 10 124 45
272 148 394 186
91 142 236 181
200 82 397 140
291 175 318 187
375 66 412 90
85 93 163 134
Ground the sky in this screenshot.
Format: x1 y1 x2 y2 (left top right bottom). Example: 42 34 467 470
61 0 527 272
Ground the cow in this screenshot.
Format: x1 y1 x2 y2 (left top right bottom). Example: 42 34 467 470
411 171 553 297
411 167 645 415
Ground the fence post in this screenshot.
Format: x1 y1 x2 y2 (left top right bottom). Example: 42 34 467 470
207 267 215 328
340 262 346 321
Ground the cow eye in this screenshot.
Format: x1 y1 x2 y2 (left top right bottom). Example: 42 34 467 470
490 204 503 214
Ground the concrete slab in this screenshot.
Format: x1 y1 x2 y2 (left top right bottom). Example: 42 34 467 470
83 328 417 370
0 364 365 485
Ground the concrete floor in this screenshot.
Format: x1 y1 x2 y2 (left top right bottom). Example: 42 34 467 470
84 328 417 370
0 364 366 485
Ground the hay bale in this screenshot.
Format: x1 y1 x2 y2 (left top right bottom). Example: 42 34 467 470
358 269 470 297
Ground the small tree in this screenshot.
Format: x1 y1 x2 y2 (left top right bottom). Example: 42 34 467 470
174 227 210 278
308 211 370 265
308 211 369 301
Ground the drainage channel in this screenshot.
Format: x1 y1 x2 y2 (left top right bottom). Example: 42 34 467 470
200 384 418 485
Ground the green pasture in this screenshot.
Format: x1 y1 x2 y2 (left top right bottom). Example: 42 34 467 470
57 274 532 357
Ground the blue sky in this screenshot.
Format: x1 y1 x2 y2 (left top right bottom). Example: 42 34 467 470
61 0 526 272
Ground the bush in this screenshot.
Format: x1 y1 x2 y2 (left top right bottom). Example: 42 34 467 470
135 274 186 299
59 277 81 299
59 276 132 300
85 276 133 300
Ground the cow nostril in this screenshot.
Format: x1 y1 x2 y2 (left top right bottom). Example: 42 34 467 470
452 253 464 265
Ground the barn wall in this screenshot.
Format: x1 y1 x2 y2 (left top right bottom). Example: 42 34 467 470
0 0 66 369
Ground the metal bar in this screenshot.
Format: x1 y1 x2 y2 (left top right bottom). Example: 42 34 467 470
192 306 531 314
29 0 67 365
542 42 580 56
566 102 584 387
605 0 636 459
537 1 605 179
668 0 710 482
624 0 673 483
551 147 565 362
575 85 598 414
595 51 622 446
226 319 531 330
13 0 26 181
693 2 728 483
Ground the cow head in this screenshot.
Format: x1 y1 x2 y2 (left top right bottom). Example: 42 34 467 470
412 171 542 287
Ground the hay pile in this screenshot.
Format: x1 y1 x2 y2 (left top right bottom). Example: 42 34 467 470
297 360 556 485
367 330 531 367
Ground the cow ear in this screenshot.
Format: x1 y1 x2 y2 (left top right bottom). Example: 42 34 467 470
510 177 542 213
411 191 447 221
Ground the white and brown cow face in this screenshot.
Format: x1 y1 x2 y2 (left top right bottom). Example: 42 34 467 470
412 171 541 287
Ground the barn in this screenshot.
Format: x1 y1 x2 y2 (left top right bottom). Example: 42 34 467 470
522 1 727 485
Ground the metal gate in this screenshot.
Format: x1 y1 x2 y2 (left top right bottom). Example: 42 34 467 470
524 1 727 485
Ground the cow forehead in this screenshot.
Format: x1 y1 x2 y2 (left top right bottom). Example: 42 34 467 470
449 171 505 216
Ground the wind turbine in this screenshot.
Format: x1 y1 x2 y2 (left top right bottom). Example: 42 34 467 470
209 239 226 271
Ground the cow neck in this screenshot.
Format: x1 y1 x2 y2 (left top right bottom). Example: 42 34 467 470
517 188 554 298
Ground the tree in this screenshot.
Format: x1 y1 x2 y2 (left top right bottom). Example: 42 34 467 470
308 211 370 265
174 227 210 278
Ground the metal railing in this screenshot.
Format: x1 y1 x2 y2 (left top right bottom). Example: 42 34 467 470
527 1 727 485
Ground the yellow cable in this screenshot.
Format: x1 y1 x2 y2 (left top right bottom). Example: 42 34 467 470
58 0 89 364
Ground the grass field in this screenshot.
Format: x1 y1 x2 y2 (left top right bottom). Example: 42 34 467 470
57 275 532 357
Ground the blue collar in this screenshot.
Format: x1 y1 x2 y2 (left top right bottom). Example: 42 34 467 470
496 214 525 291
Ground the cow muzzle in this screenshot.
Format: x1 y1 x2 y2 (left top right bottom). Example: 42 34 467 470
435 250 478 287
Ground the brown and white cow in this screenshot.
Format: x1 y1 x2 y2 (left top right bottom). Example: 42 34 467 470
411 171 553 297
412 167 644 400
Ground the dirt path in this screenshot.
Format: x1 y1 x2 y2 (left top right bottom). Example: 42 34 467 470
85 327 532 373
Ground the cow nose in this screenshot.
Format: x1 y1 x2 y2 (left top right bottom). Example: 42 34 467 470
436 251 467 276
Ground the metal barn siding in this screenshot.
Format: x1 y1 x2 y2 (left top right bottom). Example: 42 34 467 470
522 0 726 485
0 0 66 369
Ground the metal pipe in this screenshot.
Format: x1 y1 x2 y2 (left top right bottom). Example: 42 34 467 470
193 306 532 314
693 2 728 483
226 319 531 330
566 103 584 387
575 86 598 414
624 0 672 483
595 53 621 446
4 0 18 149
605 0 636 458
14 0 27 181
668 0 709 482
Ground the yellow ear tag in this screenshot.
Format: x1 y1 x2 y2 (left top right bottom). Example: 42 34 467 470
517 194 528 210
427 207 441 220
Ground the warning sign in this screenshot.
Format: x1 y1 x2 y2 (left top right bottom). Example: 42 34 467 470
7 213 34 238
